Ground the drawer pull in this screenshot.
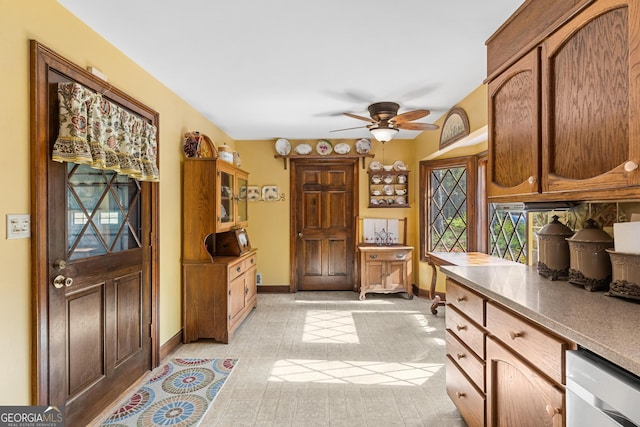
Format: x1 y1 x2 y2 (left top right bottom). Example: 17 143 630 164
236 266 242 273
509 331 523 340
456 296 466 303
455 392 466 399
545 404 561 417
250 258 254 264
395 254 404 259
370 255 378 259
456 353 465 360
456 324 467 332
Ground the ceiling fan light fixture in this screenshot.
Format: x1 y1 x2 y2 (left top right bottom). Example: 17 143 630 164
370 127 399 143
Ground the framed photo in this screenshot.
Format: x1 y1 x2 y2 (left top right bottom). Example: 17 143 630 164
439 107 470 149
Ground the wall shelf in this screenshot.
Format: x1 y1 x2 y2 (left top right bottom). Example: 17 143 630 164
274 153 374 170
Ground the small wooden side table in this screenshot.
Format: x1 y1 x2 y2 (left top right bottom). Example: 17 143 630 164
426 252 515 314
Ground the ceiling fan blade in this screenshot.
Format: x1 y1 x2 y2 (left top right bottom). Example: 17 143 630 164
397 122 439 131
343 112 375 122
392 109 431 123
330 125 370 132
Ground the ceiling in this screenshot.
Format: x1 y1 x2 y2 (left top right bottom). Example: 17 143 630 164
57 0 523 141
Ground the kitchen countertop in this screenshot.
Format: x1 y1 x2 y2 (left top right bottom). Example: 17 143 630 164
440 263 640 378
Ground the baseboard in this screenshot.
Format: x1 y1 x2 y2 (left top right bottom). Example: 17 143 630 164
159 329 183 361
411 284 446 301
257 285 290 293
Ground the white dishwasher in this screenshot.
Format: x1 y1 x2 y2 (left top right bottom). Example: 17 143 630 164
566 349 640 427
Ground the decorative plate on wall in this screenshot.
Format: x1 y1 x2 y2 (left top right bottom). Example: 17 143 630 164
275 138 291 155
355 138 372 154
261 185 280 202
294 143 312 155
316 139 333 155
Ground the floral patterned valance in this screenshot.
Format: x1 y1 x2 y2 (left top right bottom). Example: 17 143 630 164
52 82 159 182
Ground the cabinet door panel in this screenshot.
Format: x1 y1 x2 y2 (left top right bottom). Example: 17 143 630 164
487 337 564 427
543 0 640 191
385 260 407 290
488 49 541 197
229 275 246 326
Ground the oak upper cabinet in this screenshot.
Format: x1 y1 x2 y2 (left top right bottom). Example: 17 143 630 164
216 160 249 232
488 49 541 197
541 0 640 193
487 0 640 200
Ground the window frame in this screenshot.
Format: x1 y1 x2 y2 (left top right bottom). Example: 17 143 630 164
419 155 481 261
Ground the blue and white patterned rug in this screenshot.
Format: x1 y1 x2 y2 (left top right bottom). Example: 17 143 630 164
99 358 237 426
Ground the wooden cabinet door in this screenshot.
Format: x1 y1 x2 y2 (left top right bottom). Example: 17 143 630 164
385 260 407 290
245 264 257 305
486 337 564 427
229 273 247 327
364 259 385 288
217 161 237 232
488 49 541 198
542 0 640 192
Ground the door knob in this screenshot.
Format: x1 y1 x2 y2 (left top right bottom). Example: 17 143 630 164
298 232 303 237
53 275 73 289
53 259 67 270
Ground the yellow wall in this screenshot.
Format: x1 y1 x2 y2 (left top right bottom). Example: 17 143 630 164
235 137 416 286
413 85 489 294
0 0 233 404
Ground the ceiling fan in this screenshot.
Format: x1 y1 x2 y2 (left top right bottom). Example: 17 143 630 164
331 101 439 143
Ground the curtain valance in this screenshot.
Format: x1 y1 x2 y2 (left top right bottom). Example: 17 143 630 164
52 82 160 182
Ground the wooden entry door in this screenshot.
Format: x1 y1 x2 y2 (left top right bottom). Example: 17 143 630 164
31 42 158 426
291 160 358 291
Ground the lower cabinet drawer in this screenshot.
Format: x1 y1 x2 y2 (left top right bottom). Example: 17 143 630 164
446 356 485 427
228 259 246 280
486 302 568 384
447 330 485 391
446 305 486 359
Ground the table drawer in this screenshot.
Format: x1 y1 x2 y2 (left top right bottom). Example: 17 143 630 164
446 305 485 359
362 250 411 262
447 330 485 391
447 279 485 326
446 357 485 427
486 301 569 384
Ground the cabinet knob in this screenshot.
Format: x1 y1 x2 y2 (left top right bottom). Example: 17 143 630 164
237 266 242 273
528 176 536 185
456 296 466 303
456 324 467 332
545 404 561 417
455 392 466 399
456 353 465 360
624 161 638 172
370 255 377 259
509 331 522 340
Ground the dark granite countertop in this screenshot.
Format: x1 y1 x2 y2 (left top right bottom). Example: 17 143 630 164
440 263 640 377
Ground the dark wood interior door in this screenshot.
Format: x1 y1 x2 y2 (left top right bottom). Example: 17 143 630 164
292 160 357 291
31 42 158 427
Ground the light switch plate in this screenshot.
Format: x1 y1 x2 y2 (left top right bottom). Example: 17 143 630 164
7 214 31 239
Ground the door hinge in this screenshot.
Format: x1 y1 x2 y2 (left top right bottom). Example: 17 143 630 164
228 289 231 296
149 323 153 338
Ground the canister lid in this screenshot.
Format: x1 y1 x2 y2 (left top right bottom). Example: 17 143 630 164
536 215 574 237
567 218 613 243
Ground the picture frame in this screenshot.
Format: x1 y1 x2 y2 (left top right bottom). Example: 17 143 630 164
439 107 470 149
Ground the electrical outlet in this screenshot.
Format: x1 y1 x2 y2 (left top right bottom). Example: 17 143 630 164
256 273 262 285
7 214 31 239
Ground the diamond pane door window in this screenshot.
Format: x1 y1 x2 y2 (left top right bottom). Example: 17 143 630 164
67 163 142 260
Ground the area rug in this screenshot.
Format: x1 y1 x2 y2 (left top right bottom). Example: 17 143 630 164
99 358 237 426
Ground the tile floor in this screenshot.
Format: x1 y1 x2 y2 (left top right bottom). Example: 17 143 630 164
106 291 466 426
